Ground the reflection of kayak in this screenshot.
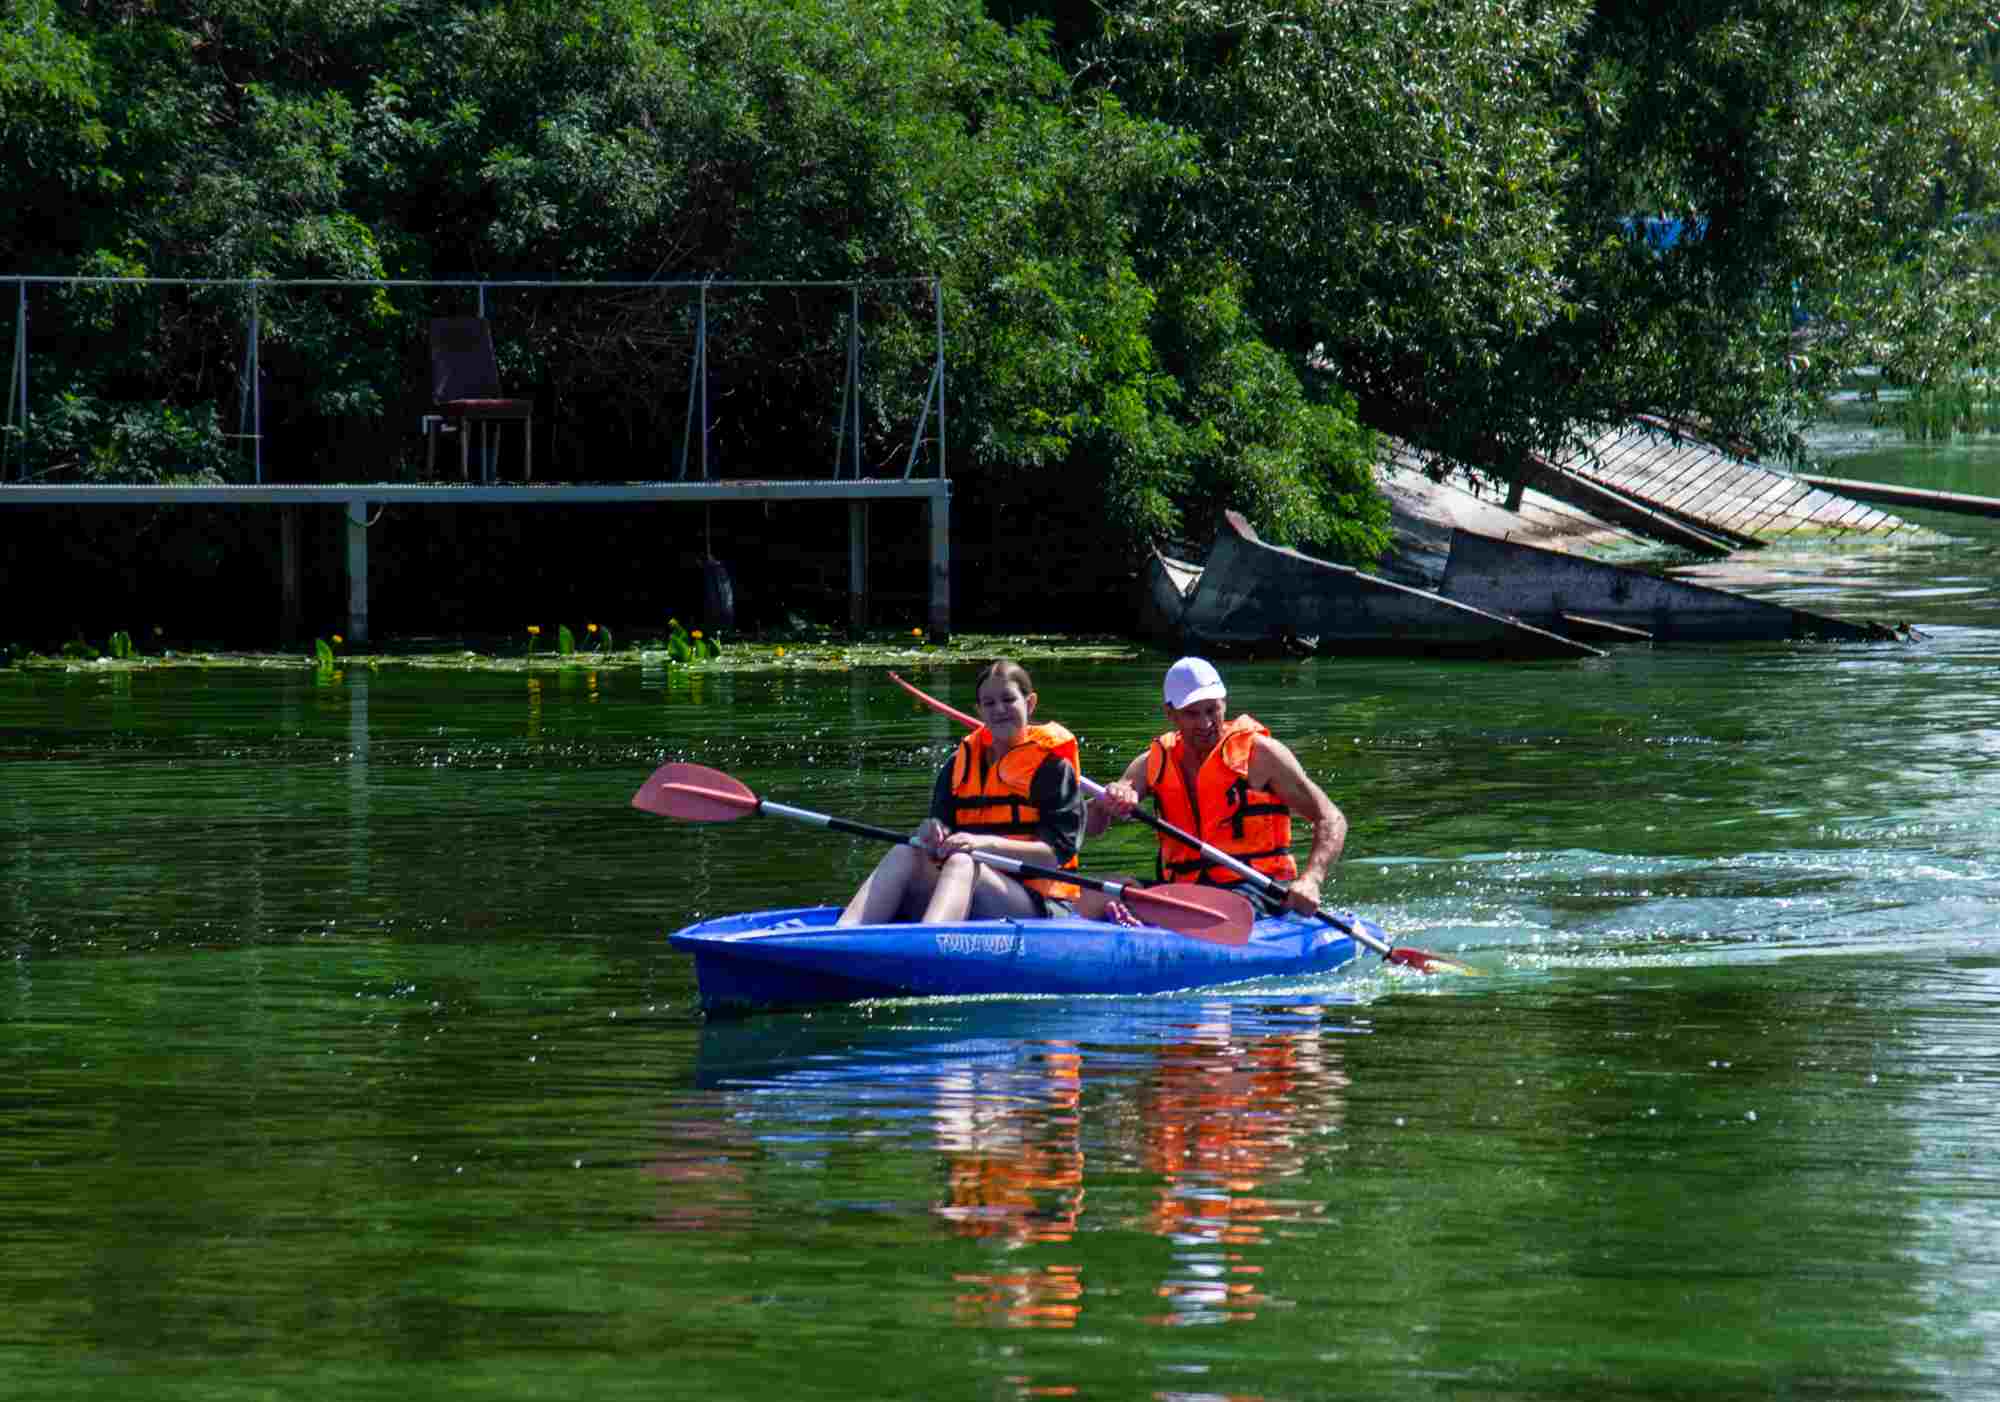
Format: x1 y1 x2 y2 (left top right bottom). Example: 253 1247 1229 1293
667 905 1368 1015
692 994 1362 1088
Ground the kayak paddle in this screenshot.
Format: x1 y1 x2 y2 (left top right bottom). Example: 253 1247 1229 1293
631 761 1257 945
887 669 1477 975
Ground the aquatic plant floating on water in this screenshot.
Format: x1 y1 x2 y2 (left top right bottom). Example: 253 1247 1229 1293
664 618 722 665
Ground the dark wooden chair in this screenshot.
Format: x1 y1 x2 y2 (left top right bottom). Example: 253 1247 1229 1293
427 317 533 482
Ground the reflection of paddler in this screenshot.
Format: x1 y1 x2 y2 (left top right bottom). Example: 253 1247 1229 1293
951 1263 1085 1329
938 1046 1089 1329
644 1113 752 1234
1135 1012 1339 1325
1137 1011 1345 1251
934 1045 1085 1247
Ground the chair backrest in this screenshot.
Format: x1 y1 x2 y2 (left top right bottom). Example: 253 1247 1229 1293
430 316 503 402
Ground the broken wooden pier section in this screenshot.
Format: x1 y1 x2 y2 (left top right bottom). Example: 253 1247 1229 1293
1140 420 1955 659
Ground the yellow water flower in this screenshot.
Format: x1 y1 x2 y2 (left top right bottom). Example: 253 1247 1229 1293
910 628 922 637
776 647 787 658
691 629 704 640
332 634 343 646
587 623 598 634
527 625 541 635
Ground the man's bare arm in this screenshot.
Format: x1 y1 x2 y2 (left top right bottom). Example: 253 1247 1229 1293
1083 749 1152 837
1249 735 1346 912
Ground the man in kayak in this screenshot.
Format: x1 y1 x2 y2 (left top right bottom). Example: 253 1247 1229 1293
1083 656 1346 919
838 659 1086 925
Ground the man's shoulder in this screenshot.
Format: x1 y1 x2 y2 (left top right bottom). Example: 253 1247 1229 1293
1243 728 1305 779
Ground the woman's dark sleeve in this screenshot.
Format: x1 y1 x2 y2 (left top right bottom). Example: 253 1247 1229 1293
1028 755 1084 863
929 758 957 827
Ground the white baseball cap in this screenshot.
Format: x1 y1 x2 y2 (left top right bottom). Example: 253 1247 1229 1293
1163 656 1227 709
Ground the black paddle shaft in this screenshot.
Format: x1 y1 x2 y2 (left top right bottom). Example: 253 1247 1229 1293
762 798 1109 897
1117 805 1384 953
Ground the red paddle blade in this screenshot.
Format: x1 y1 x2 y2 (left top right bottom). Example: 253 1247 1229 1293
888 670 978 729
1385 945 1481 976
1122 883 1255 946
631 762 760 821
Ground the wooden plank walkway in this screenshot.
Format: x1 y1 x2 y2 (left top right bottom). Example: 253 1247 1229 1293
1548 418 1916 542
1796 474 2000 520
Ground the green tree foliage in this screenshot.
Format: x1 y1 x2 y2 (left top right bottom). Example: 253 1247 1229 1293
1556 1 2000 462
1095 0 1585 486
2 0 403 477
26 1 1989 562
5 387 234 484
2 0 1383 564
1154 262 1385 559
0 0 111 271
1083 0 2000 493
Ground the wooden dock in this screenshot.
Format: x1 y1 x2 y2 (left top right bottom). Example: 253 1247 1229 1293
1795 473 2000 520
1547 418 1918 544
0 479 951 644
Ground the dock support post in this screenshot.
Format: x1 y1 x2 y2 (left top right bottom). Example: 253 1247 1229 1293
9 279 25 483
345 500 370 644
849 500 869 633
279 506 302 646
926 482 950 641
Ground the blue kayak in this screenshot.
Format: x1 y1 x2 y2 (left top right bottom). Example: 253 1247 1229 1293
667 904 1374 1015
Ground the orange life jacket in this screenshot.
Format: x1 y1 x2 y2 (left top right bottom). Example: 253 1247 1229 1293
1147 714 1297 887
938 723 1082 902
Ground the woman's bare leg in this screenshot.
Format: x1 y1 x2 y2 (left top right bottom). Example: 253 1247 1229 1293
918 851 979 923
922 854 1044 923
838 844 942 926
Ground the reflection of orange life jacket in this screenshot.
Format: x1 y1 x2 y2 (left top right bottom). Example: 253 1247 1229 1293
1148 715 1297 886
939 723 1082 901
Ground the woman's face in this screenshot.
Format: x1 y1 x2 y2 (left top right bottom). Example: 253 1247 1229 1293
977 674 1035 742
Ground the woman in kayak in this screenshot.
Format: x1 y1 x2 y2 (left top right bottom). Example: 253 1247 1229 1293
838 659 1085 925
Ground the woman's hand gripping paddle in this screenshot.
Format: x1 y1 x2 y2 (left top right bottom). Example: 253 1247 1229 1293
631 762 1256 945
886 670 1478 975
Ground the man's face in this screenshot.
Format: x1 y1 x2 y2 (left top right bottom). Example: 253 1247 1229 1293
1165 697 1226 758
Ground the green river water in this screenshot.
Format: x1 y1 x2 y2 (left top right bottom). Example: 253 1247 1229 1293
5 426 2000 1399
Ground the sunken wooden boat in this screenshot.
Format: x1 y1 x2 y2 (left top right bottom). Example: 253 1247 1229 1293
1140 511 1604 659
1438 529 1887 643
